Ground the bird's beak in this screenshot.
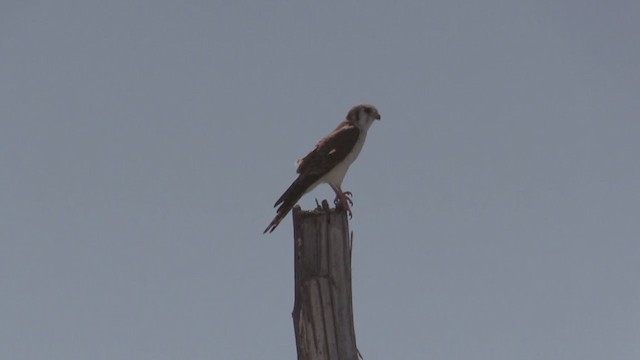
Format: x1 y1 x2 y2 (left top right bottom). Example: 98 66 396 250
375 113 381 120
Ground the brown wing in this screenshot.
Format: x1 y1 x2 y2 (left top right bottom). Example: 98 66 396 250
296 122 360 176
264 122 360 233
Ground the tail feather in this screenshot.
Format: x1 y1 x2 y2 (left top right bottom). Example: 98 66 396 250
264 174 320 233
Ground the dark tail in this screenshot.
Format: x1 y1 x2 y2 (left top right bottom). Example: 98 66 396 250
264 174 320 233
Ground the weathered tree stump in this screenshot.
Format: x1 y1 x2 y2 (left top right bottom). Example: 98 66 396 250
291 201 359 360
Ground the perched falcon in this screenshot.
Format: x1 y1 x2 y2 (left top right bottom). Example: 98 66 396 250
264 104 381 233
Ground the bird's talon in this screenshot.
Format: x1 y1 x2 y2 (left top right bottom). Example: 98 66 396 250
342 191 354 206
334 197 353 208
334 196 353 218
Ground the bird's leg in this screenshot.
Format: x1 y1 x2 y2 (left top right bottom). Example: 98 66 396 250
330 184 353 219
335 195 352 219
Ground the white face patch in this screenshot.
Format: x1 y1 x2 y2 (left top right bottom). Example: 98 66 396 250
357 112 375 132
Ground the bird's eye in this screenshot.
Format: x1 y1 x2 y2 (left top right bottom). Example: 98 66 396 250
364 108 371 114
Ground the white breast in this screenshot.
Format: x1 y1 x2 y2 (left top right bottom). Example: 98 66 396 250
304 130 368 194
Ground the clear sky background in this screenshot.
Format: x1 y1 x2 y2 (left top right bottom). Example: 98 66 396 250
2 1 639 359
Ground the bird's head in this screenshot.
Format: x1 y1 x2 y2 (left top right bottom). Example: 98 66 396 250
347 104 381 130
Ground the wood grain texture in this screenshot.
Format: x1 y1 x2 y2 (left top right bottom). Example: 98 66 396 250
292 203 359 360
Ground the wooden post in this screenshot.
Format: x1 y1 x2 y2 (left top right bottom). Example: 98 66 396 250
291 201 359 360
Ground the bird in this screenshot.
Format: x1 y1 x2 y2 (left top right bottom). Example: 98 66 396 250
264 104 381 233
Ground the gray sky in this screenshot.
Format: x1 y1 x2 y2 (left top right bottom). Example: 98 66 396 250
2 1 639 359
